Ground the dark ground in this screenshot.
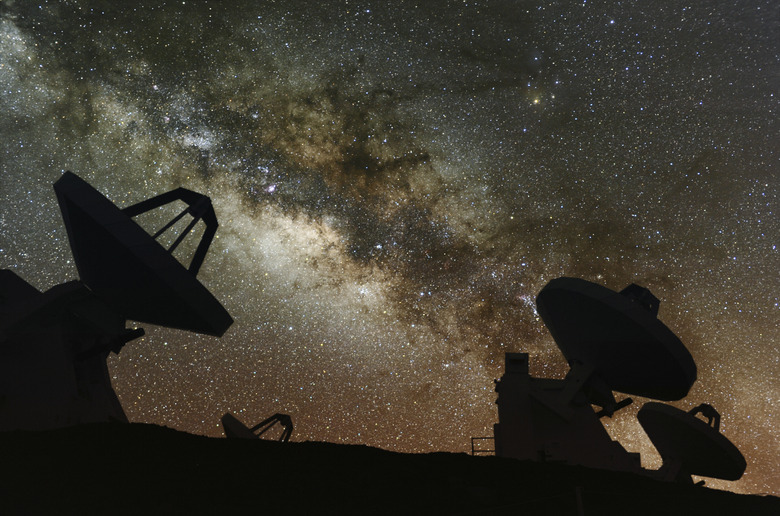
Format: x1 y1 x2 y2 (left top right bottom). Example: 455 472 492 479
0 423 776 515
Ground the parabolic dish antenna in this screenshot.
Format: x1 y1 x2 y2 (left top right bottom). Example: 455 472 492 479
54 172 232 336
638 402 746 481
536 277 696 400
221 413 259 440
221 412 293 442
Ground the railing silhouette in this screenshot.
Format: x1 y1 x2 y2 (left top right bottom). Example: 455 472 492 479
471 436 495 456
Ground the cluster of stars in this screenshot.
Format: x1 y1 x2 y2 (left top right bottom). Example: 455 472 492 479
0 0 776 496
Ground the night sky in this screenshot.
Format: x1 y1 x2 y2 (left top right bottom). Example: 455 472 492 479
1 1 777 495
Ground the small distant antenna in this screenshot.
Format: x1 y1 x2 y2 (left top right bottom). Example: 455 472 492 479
221 412 293 442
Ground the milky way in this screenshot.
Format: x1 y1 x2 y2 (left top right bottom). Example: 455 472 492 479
1 1 777 495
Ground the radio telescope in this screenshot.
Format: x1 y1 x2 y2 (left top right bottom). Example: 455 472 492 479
0 172 232 430
491 277 744 484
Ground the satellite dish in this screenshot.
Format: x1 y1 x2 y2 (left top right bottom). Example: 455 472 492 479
638 402 746 481
54 171 232 336
221 413 260 440
221 412 293 442
536 277 696 400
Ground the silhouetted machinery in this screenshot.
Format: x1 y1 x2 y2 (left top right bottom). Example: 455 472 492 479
0 172 232 430
638 402 746 483
492 277 746 484
221 412 294 442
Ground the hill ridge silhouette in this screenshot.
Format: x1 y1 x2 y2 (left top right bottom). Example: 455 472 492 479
1 422 777 515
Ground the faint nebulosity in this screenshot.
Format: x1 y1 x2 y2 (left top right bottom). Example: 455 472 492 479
0 0 777 495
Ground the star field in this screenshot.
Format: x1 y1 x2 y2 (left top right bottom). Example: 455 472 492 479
0 1 777 495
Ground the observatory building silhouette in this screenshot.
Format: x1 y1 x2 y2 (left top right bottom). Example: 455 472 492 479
0 172 232 430
490 277 746 484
